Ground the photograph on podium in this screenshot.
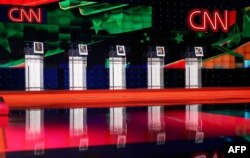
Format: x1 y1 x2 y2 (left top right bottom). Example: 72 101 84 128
116 45 126 56
156 46 165 57
78 44 88 56
33 42 44 54
194 47 204 57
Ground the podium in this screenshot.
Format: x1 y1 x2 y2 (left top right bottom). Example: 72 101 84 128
68 43 88 149
69 43 88 90
24 41 45 155
185 46 204 144
108 45 127 148
147 46 166 145
25 41 44 91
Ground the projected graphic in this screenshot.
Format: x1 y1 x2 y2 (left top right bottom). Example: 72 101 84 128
0 1 152 67
0 0 249 70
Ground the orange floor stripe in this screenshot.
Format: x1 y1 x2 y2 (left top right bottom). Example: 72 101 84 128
1 87 250 109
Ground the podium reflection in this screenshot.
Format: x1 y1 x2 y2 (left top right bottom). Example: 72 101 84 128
185 104 204 144
25 109 44 155
69 108 88 151
148 106 166 145
109 107 127 148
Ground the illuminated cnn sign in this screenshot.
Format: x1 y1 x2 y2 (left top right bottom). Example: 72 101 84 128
5 7 46 24
8 7 42 23
187 9 236 33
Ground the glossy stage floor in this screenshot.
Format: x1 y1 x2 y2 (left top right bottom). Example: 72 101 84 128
1 103 250 158
1 87 250 109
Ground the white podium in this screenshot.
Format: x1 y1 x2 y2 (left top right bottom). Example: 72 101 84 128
68 44 88 139
108 45 127 148
24 41 45 155
147 46 166 145
185 46 204 144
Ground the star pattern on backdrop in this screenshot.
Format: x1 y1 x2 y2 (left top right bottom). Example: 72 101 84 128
90 19 103 34
140 32 150 44
174 32 184 44
197 32 205 38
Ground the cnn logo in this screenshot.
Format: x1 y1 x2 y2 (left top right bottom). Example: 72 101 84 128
187 9 236 33
8 7 43 23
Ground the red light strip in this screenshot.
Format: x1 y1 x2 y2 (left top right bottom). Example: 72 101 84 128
0 0 58 6
1 88 250 109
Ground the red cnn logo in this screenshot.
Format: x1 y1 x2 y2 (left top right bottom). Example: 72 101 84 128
8 7 42 23
187 9 236 33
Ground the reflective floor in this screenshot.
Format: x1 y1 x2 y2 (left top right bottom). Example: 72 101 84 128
1 104 250 158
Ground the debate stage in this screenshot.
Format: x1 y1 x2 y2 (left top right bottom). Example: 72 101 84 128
1 87 250 109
